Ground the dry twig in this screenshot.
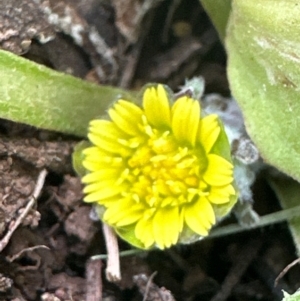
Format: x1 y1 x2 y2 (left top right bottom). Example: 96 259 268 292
133 273 176 301
275 257 300 287
86 258 102 301
7 245 50 262
102 223 121 282
0 169 47 252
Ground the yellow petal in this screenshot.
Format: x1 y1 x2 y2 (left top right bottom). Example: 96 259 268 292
183 197 215 236
143 85 171 128
208 185 235 204
135 216 155 249
196 197 215 226
171 96 200 146
83 179 118 193
104 198 143 226
84 184 127 202
153 207 180 249
198 114 220 153
117 99 144 119
82 169 121 183
83 147 124 169
83 158 122 171
103 198 128 220
95 196 120 207
83 146 107 157
89 119 128 139
82 160 109 171
203 154 233 186
108 101 142 136
115 211 142 227
88 133 132 157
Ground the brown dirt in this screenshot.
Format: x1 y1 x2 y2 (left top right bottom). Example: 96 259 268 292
1 1 300 300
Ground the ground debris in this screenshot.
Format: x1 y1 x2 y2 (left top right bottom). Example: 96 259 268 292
210 238 262 301
0 0 55 54
0 170 47 254
85 258 102 301
111 0 163 43
0 273 13 293
46 273 86 301
133 273 176 301
0 155 37 236
64 206 97 244
119 256 150 289
51 175 83 211
41 292 61 301
35 0 119 83
0 136 76 174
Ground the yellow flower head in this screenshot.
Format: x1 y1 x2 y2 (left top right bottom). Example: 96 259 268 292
81 84 237 249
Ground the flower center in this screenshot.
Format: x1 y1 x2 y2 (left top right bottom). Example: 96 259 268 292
123 124 208 208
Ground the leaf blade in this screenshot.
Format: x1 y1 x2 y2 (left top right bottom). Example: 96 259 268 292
0 49 132 137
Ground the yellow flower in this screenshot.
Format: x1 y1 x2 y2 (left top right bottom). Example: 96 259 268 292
81 84 237 249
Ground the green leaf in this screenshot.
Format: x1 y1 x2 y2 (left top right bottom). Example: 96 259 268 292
199 0 232 41
268 176 300 257
226 1 300 181
211 120 232 163
116 225 148 250
0 49 132 137
72 141 91 177
282 290 300 301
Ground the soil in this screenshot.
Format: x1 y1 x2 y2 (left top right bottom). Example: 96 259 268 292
1 0 300 300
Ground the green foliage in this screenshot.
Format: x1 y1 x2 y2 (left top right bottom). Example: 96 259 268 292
200 1 300 285
282 290 300 301
2 0 300 267
201 0 300 182
72 141 91 177
268 176 300 257
199 0 232 41
226 1 300 181
0 49 131 137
